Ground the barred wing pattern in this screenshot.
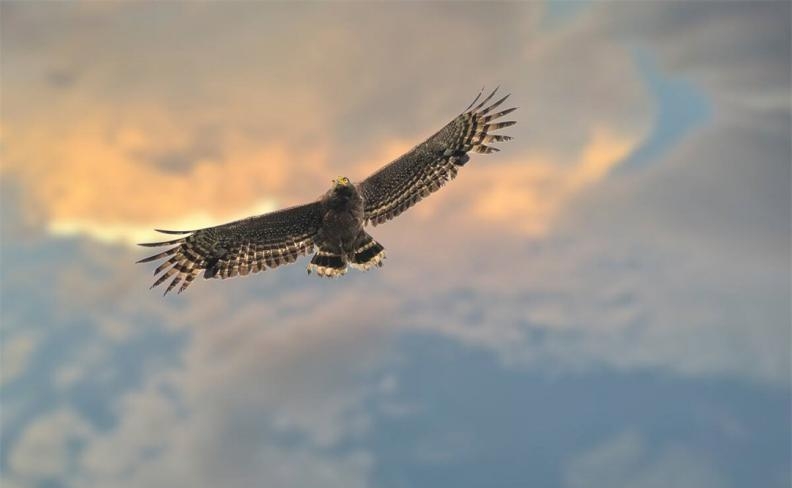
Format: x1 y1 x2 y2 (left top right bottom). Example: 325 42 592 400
138 202 323 295
359 88 517 226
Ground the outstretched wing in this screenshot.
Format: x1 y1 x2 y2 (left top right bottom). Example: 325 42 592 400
358 87 517 226
137 202 323 295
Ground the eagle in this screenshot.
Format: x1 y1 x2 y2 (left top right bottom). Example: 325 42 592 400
138 88 517 294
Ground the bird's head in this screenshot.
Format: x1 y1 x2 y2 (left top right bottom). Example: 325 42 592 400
327 176 357 204
332 176 351 187
331 176 354 195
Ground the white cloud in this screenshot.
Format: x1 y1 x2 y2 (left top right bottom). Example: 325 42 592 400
48 198 278 247
564 431 729 488
19 289 399 488
367 0 790 386
1 333 37 386
8 408 94 483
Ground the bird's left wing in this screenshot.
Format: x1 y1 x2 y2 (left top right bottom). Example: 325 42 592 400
137 202 323 295
358 88 517 226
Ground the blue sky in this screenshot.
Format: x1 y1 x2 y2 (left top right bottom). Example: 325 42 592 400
1 2 789 488
619 50 711 171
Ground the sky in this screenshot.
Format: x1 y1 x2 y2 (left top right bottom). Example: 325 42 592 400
1 1 790 488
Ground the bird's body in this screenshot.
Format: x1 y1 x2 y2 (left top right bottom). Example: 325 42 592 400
311 179 385 277
138 87 517 294
318 179 365 256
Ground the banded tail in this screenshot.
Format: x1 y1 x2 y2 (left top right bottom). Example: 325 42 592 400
307 233 385 278
307 249 348 277
349 234 385 271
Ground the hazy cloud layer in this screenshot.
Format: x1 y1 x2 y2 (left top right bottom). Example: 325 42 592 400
1 2 788 488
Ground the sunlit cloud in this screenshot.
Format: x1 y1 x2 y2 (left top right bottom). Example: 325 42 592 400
2 0 654 247
470 127 636 235
47 199 278 246
7 109 638 245
1 2 788 488
4 108 330 244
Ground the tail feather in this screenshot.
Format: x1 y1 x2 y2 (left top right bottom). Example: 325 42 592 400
307 250 348 278
350 234 385 271
307 233 385 277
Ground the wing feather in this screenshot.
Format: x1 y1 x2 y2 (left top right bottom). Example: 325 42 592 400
138 202 323 294
358 87 517 225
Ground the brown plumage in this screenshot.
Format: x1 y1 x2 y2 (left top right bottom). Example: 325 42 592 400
138 87 517 294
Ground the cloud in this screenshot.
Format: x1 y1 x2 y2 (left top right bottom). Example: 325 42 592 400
47 198 278 246
0 0 784 396
0 333 38 386
1 3 788 488
7 408 94 483
531 0 790 382
1 1 651 245
564 430 729 488
468 127 636 235
3 109 325 241
340 1 788 385
17 286 396 488
597 1 790 121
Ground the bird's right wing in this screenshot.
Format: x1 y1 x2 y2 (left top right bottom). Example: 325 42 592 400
137 202 323 295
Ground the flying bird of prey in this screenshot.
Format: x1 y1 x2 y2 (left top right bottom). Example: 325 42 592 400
138 88 517 294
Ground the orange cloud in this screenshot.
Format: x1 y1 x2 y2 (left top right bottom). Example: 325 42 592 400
355 128 638 237
467 128 636 235
3 105 331 244
1 0 653 250
4 100 637 247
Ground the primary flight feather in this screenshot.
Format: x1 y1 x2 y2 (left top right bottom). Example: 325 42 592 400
138 87 517 294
